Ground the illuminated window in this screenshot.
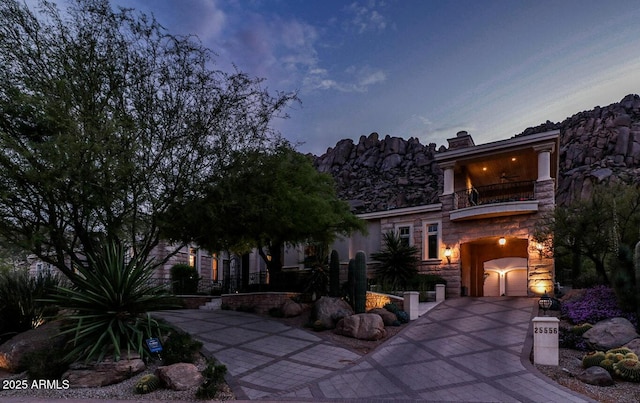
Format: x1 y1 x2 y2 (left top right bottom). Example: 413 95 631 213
189 248 197 267
211 253 218 281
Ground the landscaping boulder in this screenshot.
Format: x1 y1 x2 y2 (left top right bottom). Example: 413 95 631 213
281 299 306 318
583 317 639 351
368 308 398 326
577 366 614 387
334 313 386 341
624 338 640 353
156 362 203 391
0 321 64 373
312 296 354 329
64 354 145 388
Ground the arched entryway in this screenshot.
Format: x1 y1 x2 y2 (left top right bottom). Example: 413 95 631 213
460 236 529 297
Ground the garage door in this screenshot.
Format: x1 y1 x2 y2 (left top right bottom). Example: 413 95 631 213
505 269 528 296
483 270 500 297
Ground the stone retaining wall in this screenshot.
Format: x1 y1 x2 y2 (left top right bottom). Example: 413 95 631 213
221 292 301 314
366 291 404 311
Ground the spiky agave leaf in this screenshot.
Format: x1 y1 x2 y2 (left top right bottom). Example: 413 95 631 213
46 242 178 363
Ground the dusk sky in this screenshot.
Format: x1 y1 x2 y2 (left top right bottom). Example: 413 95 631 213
52 1 640 154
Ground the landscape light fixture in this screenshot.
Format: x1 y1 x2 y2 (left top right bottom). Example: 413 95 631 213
444 246 452 264
538 292 552 316
498 237 506 246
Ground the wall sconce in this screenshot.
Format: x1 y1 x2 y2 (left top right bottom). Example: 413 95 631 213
538 292 552 316
498 237 506 246
536 242 543 258
444 246 452 264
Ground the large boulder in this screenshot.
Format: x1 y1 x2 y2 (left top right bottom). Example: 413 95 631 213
281 299 306 318
312 297 354 329
334 313 386 341
156 362 203 391
0 321 64 372
577 366 614 387
64 354 146 388
367 308 398 326
583 317 640 351
624 338 640 353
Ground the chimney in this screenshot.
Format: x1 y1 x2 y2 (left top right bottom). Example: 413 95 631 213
446 131 475 150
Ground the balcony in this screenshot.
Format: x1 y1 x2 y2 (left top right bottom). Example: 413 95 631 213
450 181 538 221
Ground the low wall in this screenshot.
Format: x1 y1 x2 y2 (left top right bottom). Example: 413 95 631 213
179 295 216 309
221 292 301 314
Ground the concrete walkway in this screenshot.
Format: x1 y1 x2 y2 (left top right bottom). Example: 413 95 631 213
155 297 595 402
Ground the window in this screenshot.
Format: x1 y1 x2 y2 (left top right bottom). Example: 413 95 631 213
189 248 198 268
211 253 218 281
396 225 412 247
423 221 441 260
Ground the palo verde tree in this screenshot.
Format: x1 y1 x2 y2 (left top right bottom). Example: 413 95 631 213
162 144 365 284
0 0 296 279
535 182 640 287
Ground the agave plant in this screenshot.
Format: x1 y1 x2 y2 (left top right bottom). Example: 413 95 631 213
371 231 419 291
48 242 177 363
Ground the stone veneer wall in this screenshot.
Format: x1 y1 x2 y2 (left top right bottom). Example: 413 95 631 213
221 292 301 315
437 179 556 297
366 291 404 311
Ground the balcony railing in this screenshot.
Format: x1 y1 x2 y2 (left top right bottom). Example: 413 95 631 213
454 180 536 210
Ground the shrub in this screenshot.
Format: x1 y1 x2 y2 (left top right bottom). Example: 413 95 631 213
47 242 178 362
196 360 228 399
561 285 637 326
20 346 71 381
559 326 589 351
170 264 200 295
0 270 60 343
383 302 399 314
162 331 203 365
371 231 419 291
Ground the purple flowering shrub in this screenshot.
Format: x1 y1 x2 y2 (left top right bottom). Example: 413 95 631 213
560 285 638 327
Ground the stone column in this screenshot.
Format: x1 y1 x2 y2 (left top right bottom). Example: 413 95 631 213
441 163 455 195
534 144 555 182
532 316 560 365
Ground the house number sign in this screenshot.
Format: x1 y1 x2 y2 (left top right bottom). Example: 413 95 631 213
534 326 558 334
532 316 559 366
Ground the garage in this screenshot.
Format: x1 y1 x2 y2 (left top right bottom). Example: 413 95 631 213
505 269 528 296
483 257 528 297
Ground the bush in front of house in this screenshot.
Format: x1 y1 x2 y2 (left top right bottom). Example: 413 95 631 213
0 270 60 344
561 285 637 326
47 242 177 363
170 263 200 295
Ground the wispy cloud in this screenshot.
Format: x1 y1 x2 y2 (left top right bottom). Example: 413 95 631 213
345 1 388 34
304 65 386 93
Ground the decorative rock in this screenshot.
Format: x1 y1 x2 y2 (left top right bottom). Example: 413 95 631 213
334 313 386 341
576 366 614 387
64 354 146 388
367 308 398 326
624 338 640 353
312 296 354 329
281 298 306 318
155 362 203 391
583 317 640 351
0 321 64 372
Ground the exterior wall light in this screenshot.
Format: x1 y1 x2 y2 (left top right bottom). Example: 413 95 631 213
538 292 552 316
444 246 452 264
498 237 506 246
536 242 543 258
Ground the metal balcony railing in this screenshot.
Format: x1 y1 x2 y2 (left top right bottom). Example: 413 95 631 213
453 180 536 209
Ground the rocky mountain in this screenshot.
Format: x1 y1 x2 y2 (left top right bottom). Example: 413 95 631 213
313 94 640 213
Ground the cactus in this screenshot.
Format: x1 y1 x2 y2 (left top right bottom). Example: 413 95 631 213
582 351 606 368
599 358 615 374
571 323 593 336
354 251 367 314
613 358 640 382
135 374 161 394
606 347 634 356
626 352 639 361
329 250 340 297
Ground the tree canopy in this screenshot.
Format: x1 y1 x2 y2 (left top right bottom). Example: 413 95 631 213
162 144 365 275
535 182 640 287
0 0 296 278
